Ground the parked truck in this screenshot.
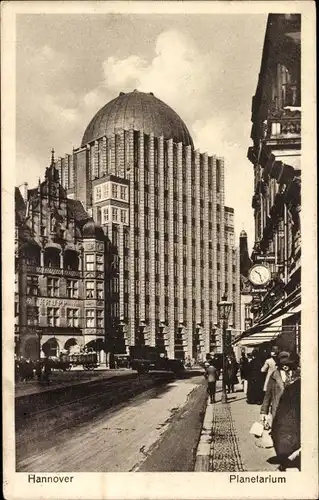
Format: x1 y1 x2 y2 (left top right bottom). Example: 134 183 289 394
129 346 184 375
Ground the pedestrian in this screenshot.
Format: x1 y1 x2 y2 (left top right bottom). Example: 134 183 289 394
43 357 52 384
204 353 211 370
246 349 265 404
239 350 249 394
15 358 21 382
35 360 43 382
225 355 239 393
260 351 301 470
261 345 280 391
19 357 27 382
25 358 34 381
205 359 219 404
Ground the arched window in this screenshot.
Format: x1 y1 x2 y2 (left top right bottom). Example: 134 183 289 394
64 249 79 271
44 248 60 268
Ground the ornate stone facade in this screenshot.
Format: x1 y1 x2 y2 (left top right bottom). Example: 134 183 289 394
245 14 301 351
15 157 113 361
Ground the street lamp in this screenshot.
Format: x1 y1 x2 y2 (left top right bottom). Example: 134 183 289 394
218 294 233 404
36 329 42 360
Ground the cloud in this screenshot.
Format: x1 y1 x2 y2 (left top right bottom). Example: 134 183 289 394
103 55 147 89
102 30 214 120
16 150 43 187
42 95 80 125
16 27 255 244
192 117 255 241
192 118 229 155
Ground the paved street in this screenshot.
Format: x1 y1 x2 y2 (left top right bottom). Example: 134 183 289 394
17 374 206 472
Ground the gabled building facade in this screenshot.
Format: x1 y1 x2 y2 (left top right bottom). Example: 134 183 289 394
15 155 115 361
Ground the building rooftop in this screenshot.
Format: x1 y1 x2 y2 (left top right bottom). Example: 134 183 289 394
81 89 194 148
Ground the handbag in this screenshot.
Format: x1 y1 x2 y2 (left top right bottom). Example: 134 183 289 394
249 421 264 437
255 428 274 449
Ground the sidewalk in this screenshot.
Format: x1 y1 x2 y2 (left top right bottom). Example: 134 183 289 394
195 382 279 472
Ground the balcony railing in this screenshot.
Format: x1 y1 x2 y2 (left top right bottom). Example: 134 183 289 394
22 264 81 277
267 116 301 140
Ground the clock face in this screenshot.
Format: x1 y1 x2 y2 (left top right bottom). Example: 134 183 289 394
248 264 271 286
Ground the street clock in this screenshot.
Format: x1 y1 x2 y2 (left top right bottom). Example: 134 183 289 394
248 264 271 287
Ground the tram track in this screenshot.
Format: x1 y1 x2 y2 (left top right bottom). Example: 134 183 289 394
16 371 175 464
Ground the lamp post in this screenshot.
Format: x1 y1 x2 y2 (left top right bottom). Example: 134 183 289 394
36 329 42 360
218 294 233 404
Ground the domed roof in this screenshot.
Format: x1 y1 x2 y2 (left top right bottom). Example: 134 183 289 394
82 219 105 240
240 230 247 237
81 90 194 148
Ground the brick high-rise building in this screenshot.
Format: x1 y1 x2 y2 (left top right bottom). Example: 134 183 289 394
48 89 240 360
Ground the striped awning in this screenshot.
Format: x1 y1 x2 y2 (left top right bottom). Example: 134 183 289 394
233 302 301 347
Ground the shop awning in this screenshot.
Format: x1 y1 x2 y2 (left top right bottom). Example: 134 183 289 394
233 295 301 347
237 315 300 347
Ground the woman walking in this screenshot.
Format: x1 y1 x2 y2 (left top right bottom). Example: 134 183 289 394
260 351 301 470
261 345 280 391
225 355 239 393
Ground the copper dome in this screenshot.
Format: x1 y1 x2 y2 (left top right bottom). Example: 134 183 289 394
81 90 193 148
82 219 105 241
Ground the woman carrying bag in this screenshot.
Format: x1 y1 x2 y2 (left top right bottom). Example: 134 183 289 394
260 351 301 470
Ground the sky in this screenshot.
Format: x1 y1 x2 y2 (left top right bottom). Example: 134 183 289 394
16 13 268 250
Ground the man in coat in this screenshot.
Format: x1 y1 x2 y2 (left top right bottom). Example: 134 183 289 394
247 349 265 404
260 351 301 469
239 350 249 394
205 359 220 404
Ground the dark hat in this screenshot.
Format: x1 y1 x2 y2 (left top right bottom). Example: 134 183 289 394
277 351 294 366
